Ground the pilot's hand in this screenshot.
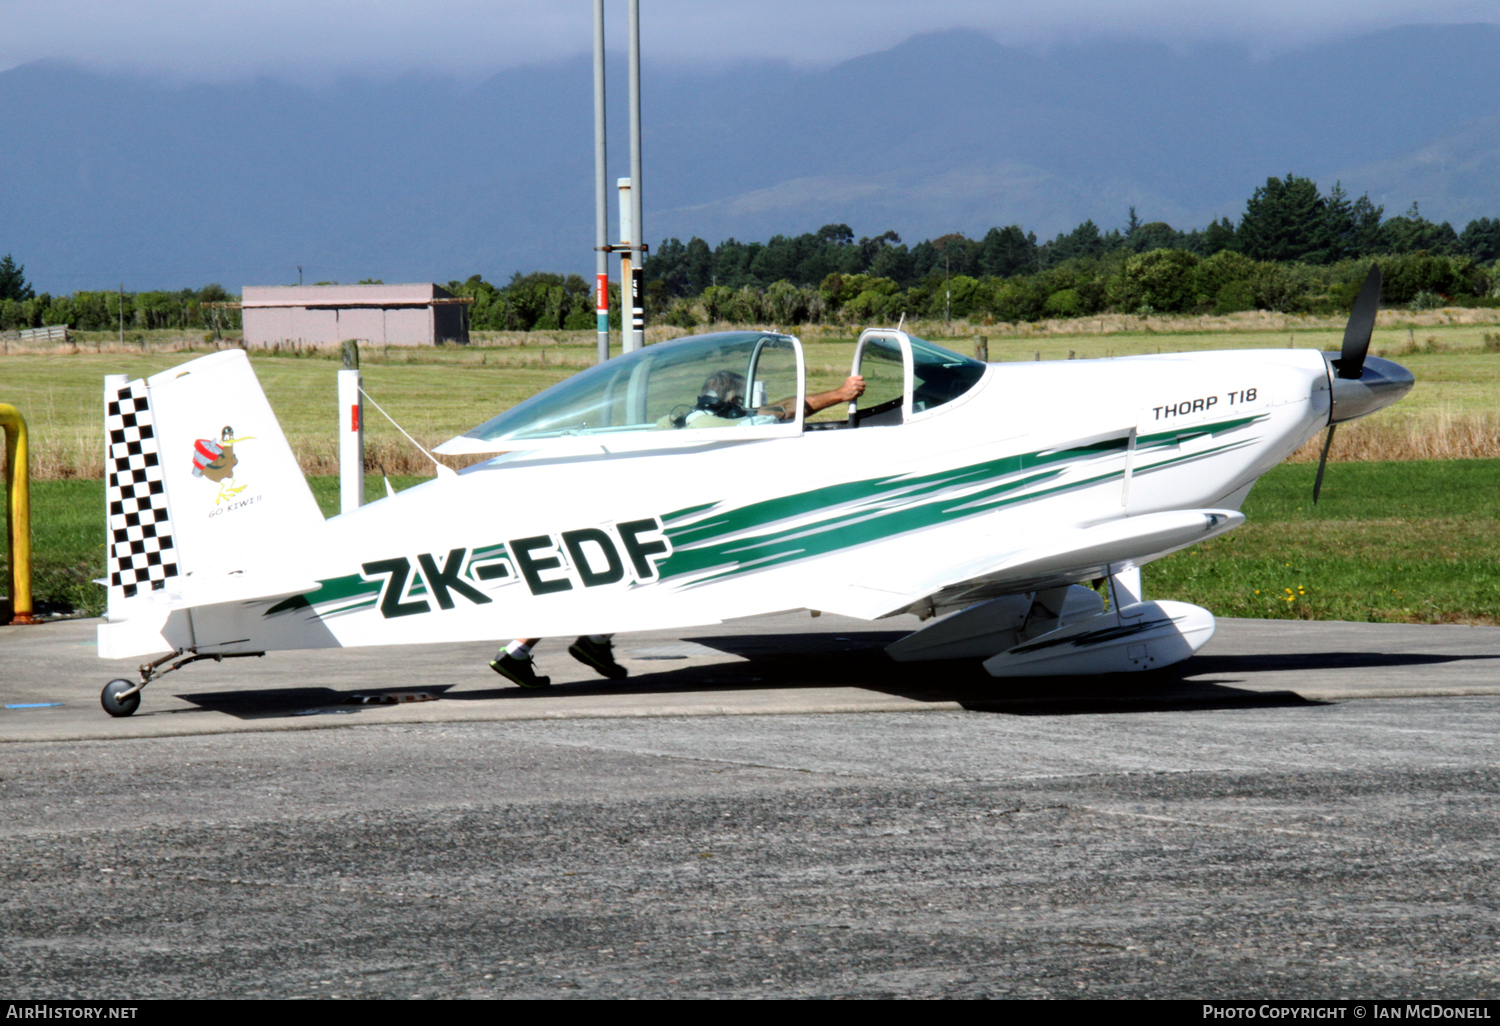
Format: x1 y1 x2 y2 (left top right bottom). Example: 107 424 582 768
837 375 866 402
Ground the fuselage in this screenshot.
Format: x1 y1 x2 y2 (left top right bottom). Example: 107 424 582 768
180 347 1337 655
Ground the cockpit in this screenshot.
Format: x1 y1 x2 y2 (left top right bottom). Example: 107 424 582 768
435 329 987 456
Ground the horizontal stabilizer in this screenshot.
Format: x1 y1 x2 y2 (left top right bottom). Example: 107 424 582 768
172 573 322 610
97 575 321 659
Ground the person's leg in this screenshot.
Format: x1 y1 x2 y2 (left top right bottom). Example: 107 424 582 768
490 637 550 688
504 638 540 659
568 633 627 679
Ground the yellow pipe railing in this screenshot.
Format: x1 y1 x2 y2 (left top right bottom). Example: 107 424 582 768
0 403 35 625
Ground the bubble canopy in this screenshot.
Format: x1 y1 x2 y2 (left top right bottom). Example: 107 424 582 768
436 332 806 455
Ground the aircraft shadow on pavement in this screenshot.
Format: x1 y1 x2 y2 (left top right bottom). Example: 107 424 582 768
174 631 1492 721
680 631 1327 716
174 684 462 720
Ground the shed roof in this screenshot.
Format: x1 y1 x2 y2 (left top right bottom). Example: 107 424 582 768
242 283 458 308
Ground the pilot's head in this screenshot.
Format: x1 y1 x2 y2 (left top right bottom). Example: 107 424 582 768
701 370 745 406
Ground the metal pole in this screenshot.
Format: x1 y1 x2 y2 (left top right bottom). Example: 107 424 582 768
627 0 645 352
338 341 364 514
593 0 610 364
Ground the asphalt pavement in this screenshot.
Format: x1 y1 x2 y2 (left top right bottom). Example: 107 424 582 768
0 614 1497 998
3 612 1499 739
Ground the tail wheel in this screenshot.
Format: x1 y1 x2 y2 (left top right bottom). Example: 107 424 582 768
101 679 141 718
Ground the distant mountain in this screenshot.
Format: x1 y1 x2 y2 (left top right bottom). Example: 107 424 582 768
4 24 1500 293
650 25 1500 245
1333 114 1500 225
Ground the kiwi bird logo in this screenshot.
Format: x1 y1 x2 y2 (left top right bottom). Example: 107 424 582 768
191 425 255 504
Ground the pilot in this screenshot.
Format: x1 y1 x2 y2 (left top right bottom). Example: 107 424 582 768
490 369 866 689
673 369 754 427
671 369 867 427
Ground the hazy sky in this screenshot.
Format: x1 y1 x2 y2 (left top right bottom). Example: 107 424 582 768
5 0 1500 82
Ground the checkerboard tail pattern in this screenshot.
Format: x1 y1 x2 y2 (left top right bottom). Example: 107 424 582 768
106 381 177 598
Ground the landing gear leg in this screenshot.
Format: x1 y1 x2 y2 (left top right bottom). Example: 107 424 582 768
99 647 266 718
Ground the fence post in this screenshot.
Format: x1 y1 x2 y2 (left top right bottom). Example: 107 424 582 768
338 341 364 514
974 335 989 362
0 403 35 624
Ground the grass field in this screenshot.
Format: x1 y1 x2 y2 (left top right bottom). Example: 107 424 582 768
5 461 1497 625
1145 459 1500 625
3 316 1499 477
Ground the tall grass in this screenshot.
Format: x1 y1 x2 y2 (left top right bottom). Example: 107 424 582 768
1288 409 1500 463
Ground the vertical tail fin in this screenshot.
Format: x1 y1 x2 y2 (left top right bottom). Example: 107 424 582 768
105 349 323 625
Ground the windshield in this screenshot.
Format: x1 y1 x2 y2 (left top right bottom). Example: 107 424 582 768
908 335 986 413
460 331 803 442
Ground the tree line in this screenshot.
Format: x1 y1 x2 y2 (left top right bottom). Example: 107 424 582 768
342 173 1500 334
0 262 240 334
633 175 1500 326
645 176 1500 292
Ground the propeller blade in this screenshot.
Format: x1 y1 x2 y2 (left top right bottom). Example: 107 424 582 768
1312 424 1337 504
1338 264 1383 380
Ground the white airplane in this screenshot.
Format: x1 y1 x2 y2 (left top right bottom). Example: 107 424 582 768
95 268 1410 716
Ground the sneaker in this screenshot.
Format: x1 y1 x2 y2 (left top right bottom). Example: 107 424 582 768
568 636 628 679
489 653 551 689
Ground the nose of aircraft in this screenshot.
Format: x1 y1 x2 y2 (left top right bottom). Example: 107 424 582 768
1325 354 1415 424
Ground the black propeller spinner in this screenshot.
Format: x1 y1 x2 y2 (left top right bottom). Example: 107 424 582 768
1313 264 1383 503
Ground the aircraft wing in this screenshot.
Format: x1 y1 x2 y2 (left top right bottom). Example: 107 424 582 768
805 508 1243 620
